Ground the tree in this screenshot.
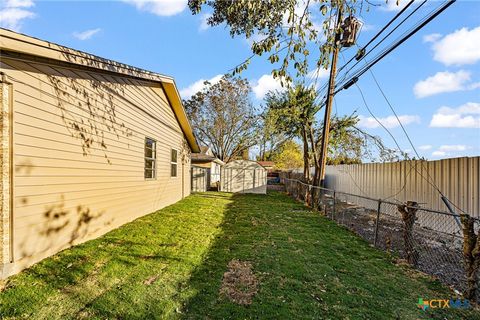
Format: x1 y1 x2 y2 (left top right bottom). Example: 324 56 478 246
263 84 319 181
257 106 291 161
271 140 304 171
183 76 259 162
188 0 384 82
263 85 401 183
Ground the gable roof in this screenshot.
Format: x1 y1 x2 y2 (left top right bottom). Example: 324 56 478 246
258 161 275 167
0 28 200 153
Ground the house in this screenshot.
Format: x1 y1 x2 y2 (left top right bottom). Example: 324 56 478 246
257 161 275 172
0 29 200 278
191 146 224 190
221 160 267 194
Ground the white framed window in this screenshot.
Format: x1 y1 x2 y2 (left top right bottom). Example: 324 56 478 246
171 148 178 177
145 137 156 179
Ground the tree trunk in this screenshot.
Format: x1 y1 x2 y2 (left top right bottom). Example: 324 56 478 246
308 124 321 209
309 125 320 187
460 214 480 301
301 127 310 183
397 201 419 266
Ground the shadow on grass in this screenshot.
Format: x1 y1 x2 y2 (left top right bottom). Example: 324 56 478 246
1 192 478 319
180 192 479 319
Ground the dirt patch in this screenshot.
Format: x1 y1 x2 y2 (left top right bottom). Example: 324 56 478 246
220 259 258 305
143 275 158 286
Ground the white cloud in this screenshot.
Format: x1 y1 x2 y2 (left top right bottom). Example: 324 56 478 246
179 74 223 99
4 0 34 7
380 0 409 12
428 26 480 66
438 145 468 152
413 70 479 98
357 17 375 32
123 0 187 17
0 0 35 31
199 13 211 32
361 24 376 32
423 33 442 43
73 28 101 40
431 151 446 157
430 102 480 128
245 32 269 46
252 74 286 100
431 144 471 158
358 115 420 129
307 67 330 80
418 145 432 151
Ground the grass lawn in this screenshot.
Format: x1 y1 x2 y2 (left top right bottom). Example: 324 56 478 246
0 191 478 319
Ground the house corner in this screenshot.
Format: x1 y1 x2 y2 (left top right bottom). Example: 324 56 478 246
0 75 12 271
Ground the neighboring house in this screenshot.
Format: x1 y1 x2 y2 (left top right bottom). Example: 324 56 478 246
258 161 275 172
0 29 200 278
221 160 267 194
191 146 224 190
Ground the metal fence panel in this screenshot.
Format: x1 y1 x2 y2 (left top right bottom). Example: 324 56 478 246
324 157 480 218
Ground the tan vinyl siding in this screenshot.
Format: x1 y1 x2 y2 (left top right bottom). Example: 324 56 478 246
0 57 192 274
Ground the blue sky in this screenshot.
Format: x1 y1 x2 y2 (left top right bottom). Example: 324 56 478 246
1 0 479 160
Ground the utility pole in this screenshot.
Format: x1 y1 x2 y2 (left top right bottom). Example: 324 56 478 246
316 2 343 187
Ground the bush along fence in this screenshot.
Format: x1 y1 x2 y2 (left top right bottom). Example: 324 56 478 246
282 177 480 303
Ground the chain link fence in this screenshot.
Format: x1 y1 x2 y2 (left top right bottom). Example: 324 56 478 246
283 178 480 302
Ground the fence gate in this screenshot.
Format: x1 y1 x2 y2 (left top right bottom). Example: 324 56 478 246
191 166 208 192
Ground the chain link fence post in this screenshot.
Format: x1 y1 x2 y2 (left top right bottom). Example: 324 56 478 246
332 190 336 220
374 199 382 247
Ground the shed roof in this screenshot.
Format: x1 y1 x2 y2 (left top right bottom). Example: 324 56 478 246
0 28 200 152
224 160 266 170
258 161 275 167
191 153 216 162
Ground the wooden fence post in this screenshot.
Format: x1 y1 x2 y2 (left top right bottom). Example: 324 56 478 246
460 213 480 301
397 201 419 266
373 200 382 247
332 191 336 219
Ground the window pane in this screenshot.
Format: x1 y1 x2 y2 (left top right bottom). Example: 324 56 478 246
171 149 177 163
144 138 156 179
171 163 177 177
145 169 154 179
145 147 154 159
145 138 154 149
145 159 155 170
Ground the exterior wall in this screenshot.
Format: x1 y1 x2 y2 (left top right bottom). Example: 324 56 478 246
0 57 192 277
193 162 211 169
210 162 221 186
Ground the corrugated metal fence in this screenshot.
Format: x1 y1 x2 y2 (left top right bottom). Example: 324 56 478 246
325 157 480 218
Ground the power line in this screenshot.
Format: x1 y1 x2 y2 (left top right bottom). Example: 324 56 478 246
336 0 418 76
334 0 455 95
332 0 429 99
314 0 426 105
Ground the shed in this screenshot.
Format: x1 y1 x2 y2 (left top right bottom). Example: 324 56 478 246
191 146 224 190
221 160 267 194
0 29 200 278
